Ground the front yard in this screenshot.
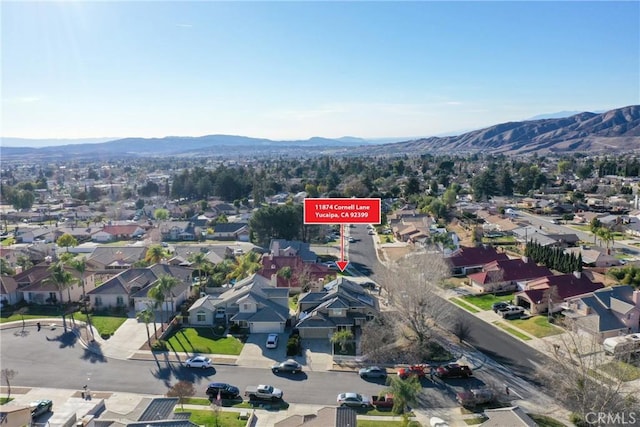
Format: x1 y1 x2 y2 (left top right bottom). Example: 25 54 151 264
508 316 564 338
175 409 246 427
462 293 514 311
598 360 640 381
165 327 244 355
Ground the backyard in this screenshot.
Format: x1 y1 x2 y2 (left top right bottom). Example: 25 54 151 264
165 327 244 355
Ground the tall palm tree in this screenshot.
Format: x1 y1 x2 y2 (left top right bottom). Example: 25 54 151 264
330 329 354 354
145 244 167 265
188 252 210 287
146 302 159 339
227 252 261 282
43 261 78 331
148 285 167 327
157 275 180 317
136 308 155 346
70 257 94 339
385 375 421 416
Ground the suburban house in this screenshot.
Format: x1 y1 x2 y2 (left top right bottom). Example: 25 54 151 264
467 258 553 293
160 221 198 241
447 246 509 276
274 406 357 427
257 253 333 289
515 272 604 315
295 277 379 339
15 263 97 305
563 285 640 341
565 246 621 268
0 275 21 306
91 224 145 242
187 274 290 333
512 226 579 248
480 406 538 427
270 239 318 263
15 226 56 243
86 246 147 273
209 222 250 241
86 264 193 312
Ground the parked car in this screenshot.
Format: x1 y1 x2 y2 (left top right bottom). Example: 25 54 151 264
492 302 509 312
397 364 431 379
456 388 495 408
205 383 241 400
499 305 525 319
372 393 394 410
347 236 355 243
266 334 279 349
30 400 53 419
245 384 283 401
358 366 387 379
435 363 473 379
185 356 213 369
337 392 372 408
272 359 303 374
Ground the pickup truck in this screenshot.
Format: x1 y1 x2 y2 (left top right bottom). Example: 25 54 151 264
244 384 283 401
435 363 473 379
371 394 394 410
499 305 525 319
456 388 494 408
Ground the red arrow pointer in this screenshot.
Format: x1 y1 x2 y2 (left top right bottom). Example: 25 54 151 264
336 223 349 272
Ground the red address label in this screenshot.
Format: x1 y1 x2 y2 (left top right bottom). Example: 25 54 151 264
303 198 381 224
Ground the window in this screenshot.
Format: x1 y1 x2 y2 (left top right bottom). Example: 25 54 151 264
197 311 206 322
243 303 250 310
95 297 102 306
216 307 225 314
49 292 57 303
116 296 124 306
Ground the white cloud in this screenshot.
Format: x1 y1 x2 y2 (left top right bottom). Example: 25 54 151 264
2 96 43 104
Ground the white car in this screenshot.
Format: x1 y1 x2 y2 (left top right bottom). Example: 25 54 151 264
266 334 279 349
185 356 213 369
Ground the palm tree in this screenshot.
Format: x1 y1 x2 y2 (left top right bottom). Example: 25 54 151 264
70 257 94 339
157 275 180 317
227 251 261 282
188 252 210 287
385 375 421 416
330 329 354 354
43 261 78 331
145 244 167 265
277 266 293 288
136 308 155 346
148 285 167 327
146 302 159 339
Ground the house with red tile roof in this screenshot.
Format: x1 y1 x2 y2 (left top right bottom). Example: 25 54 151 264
14 262 97 305
515 272 604 315
468 258 553 293
447 245 509 276
257 254 333 290
92 224 145 242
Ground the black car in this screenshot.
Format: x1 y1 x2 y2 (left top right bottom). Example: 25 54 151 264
492 302 509 313
206 382 240 400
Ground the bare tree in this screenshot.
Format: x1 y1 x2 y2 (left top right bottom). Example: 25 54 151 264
1 369 16 400
450 314 472 344
381 250 451 360
359 313 400 363
166 380 195 410
536 327 639 425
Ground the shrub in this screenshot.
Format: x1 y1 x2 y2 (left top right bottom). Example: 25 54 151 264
569 413 587 427
286 335 301 356
229 324 241 334
152 340 168 351
100 333 111 340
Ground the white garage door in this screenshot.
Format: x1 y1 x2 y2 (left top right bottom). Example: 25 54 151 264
250 322 284 334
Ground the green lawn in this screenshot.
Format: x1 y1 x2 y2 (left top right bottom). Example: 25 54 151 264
492 321 532 340
464 416 488 425
450 298 481 313
0 397 14 404
166 327 244 355
598 361 640 381
73 314 127 338
462 293 514 311
509 316 564 338
183 397 212 405
288 296 298 311
175 408 246 427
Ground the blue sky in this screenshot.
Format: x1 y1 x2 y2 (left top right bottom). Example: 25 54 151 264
2 1 639 141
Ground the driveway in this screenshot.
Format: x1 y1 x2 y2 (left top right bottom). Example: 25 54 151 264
236 333 333 372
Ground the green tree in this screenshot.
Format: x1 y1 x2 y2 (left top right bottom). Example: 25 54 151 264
148 285 167 326
57 233 78 252
145 244 167 264
0 258 15 275
385 374 421 415
70 257 94 339
188 252 210 287
227 252 262 282
157 275 180 318
43 261 78 331
136 308 155 346
330 329 354 354
277 266 293 288
249 204 304 246
154 208 169 220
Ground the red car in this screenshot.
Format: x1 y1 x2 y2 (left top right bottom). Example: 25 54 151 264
397 364 431 379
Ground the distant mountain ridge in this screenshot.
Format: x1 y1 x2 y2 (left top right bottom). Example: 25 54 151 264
1 106 638 159
356 105 640 156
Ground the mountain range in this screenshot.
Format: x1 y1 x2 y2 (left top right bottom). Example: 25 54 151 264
1 105 638 160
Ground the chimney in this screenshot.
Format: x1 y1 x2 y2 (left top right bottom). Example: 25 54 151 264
522 256 529 264
573 271 581 279
633 290 640 306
